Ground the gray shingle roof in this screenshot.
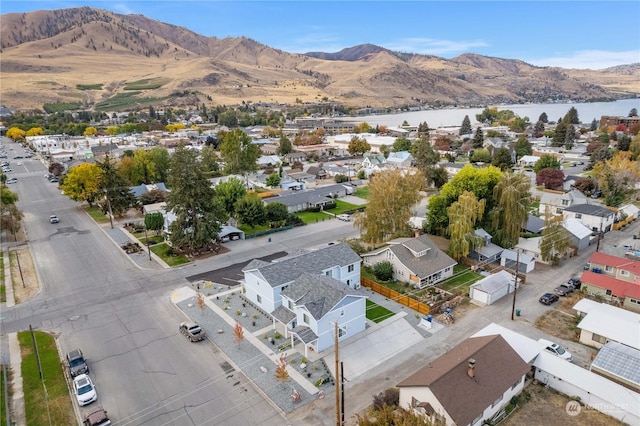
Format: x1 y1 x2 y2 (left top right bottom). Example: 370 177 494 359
282 273 361 320
243 243 361 287
388 234 457 279
563 203 615 217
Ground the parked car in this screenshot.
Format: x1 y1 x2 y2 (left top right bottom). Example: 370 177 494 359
83 406 111 426
6 178 17 184
179 321 206 342
337 214 352 222
567 277 581 289
538 338 572 361
554 283 575 296
539 293 559 305
66 349 88 377
49 215 60 224
73 374 97 406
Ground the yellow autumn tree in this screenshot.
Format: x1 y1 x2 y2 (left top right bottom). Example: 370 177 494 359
60 163 103 205
6 127 26 141
447 191 486 260
84 126 98 136
26 127 44 137
591 151 640 207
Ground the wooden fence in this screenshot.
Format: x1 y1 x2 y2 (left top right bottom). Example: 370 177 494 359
360 277 430 316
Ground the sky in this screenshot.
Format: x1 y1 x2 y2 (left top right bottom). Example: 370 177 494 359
2 1 639 70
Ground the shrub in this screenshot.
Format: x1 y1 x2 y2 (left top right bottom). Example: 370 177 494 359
372 388 400 410
373 261 394 281
335 174 348 183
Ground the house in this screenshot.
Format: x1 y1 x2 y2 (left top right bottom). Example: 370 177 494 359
361 153 386 169
518 155 540 167
618 203 640 221
563 218 593 251
591 341 640 392
160 206 244 240
471 323 546 364
257 155 282 167
262 183 350 213
305 165 327 180
538 189 587 216
384 151 414 169
284 152 307 163
573 300 640 349
362 234 457 288
469 270 518 306
468 229 504 263
274 272 367 354
523 214 545 234
397 334 529 426
129 182 169 200
581 252 640 311
242 242 362 313
500 249 536 273
562 204 616 233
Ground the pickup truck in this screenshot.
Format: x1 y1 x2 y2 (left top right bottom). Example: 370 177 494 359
83 406 111 426
554 283 575 296
179 321 206 342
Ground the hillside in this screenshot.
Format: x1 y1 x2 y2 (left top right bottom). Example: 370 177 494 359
1 7 639 111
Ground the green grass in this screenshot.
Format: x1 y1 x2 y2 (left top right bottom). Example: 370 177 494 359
150 243 190 266
325 199 361 214
42 102 82 113
84 205 110 223
437 264 483 292
95 92 167 111
366 299 395 323
353 187 369 199
124 78 169 90
0 364 6 425
0 252 5 303
296 210 333 224
18 330 75 426
237 223 271 235
76 83 103 90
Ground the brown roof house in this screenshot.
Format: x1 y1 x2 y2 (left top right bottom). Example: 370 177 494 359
397 335 529 426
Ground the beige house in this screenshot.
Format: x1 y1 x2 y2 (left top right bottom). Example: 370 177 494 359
573 299 640 349
582 252 640 311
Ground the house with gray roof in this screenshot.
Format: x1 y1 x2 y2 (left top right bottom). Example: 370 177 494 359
130 182 169 199
385 151 414 169
273 273 367 354
538 189 587 216
562 203 615 233
469 229 504 263
362 234 457 288
263 184 353 213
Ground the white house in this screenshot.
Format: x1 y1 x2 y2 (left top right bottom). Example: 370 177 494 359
362 234 457 288
563 218 593 251
241 243 362 314
562 204 616 233
618 203 640 221
538 189 588 216
469 270 519 306
384 151 414 169
274 273 367 354
518 155 540 167
397 334 529 426
573 300 640 350
500 249 536 273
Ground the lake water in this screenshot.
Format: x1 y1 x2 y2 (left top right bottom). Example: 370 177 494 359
344 98 640 128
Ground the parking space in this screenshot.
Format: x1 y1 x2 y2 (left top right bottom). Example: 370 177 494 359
185 251 288 285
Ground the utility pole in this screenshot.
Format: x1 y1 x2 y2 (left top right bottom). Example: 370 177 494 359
105 189 114 229
511 249 520 321
334 322 341 426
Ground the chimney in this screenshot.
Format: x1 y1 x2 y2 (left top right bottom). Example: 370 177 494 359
467 358 476 379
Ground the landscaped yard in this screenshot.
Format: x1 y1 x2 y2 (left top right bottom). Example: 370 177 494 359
237 223 270 236
436 264 484 293
150 243 190 266
84 205 110 223
353 186 369 199
366 299 395 323
296 210 333 224
326 199 363 215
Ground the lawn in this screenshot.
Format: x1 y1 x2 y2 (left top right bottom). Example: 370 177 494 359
84 205 110 223
296 210 333 224
353 187 369 199
326 199 362 215
18 330 75 426
131 231 165 245
150 243 190 266
366 299 395 323
237 223 271 236
437 264 483 292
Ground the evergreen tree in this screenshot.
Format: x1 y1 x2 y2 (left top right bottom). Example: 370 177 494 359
551 120 566 146
538 112 548 123
514 135 533 159
565 107 579 124
591 118 598 131
410 135 439 174
277 135 293 155
564 123 575 149
534 120 545 134
473 127 484 149
417 121 430 137
491 147 513 171
459 115 472 136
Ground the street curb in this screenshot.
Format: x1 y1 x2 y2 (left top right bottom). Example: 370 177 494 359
8 332 26 426
3 248 15 307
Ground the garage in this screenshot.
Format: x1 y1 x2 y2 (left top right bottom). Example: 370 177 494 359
469 270 519 306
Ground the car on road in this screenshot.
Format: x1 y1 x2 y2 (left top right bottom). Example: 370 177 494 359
49 215 60 224
538 338 572 361
83 406 111 426
554 283 575 296
567 277 582 289
539 293 559 305
66 349 88 377
6 177 17 184
73 374 98 406
179 321 206 342
337 214 352 222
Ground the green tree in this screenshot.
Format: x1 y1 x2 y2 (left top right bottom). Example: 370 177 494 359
514 135 533 159
533 154 560 173
470 148 491 163
538 112 548 123
215 177 247 213
220 128 260 175
200 145 220 173
144 212 164 235
354 170 424 244
476 107 499 125
410 135 439 174
565 107 579 124
166 145 227 253
588 146 613 170
591 118 599 131
417 121 430 137
617 135 632 152
447 191 485 260
348 136 371 156
592 153 640 207
533 120 545 134
489 173 531 248
265 202 288 226
372 261 394 281
0 187 23 239
277 135 293 155
424 166 449 189
235 193 266 229
473 127 484 149
392 137 412 152
146 146 171 183
97 154 136 218
551 120 567 146
540 212 572 265
266 173 281 188
60 163 103 205
379 144 390 158
459 115 472 135
491 147 513 171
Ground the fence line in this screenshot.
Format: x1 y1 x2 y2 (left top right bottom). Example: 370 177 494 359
360 277 430 315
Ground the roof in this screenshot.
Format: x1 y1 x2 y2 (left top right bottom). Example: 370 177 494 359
533 351 640 413
539 189 586 207
364 234 457 280
591 341 640 387
130 182 169 198
282 273 362 320
563 203 615 217
589 252 640 276
386 151 413 162
572 298 602 315
575 300 640 349
525 215 545 233
470 270 515 295
563 218 592 240
581 270 640 300
471 323 544 364
397 335 528 426
242 243 361 287
518 155 540 163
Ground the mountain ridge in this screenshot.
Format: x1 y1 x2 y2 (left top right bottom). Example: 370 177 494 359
1 7 638 111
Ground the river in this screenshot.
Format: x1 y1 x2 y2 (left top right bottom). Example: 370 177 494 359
341 98 640 128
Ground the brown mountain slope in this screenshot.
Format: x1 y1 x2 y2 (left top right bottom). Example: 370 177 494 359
1 7 638 111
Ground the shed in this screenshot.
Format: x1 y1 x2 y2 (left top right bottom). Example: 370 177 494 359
500 249 535 273
469 270 518 306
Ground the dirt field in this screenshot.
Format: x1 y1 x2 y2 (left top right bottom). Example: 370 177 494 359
6 223 40 304
504 382 617 426
534 293 584 342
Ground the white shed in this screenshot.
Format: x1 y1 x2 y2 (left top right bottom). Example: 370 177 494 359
469 270 518 306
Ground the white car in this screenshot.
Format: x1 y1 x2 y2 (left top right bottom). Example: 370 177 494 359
538 338 572 361
337 214 352 222
73 374 97 406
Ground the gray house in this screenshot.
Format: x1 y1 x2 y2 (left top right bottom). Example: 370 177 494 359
469 229 504 263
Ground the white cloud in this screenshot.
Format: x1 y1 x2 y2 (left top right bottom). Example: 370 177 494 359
528 50 640 70
110 2 136 15
384 38 489 56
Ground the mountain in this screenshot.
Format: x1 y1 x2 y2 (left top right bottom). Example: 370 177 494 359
1 7 638 112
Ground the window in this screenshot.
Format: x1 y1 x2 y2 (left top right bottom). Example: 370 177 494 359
288 300 293 310
257 294 262 303
592 333 607 344
630 298 640 305
575 213 582 219
556 208 563 214
338 326 347 338
303 314 309 324
348 264 355 273
561 199 569 206
605 265 613 272
620 270 629 277
606 289 612 295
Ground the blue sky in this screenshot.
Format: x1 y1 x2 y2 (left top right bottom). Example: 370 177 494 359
2 1 639 70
